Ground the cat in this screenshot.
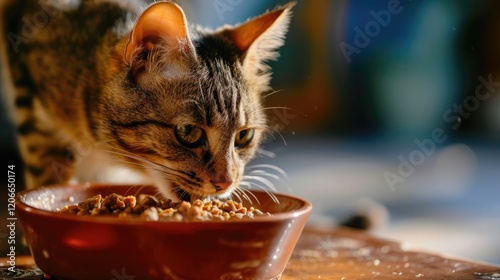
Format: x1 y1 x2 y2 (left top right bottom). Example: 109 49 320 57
0 0 295 202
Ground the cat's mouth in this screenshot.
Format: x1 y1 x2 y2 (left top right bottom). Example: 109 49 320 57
173 183 232 202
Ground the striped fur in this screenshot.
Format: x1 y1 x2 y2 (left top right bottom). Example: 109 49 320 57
0 0 293 200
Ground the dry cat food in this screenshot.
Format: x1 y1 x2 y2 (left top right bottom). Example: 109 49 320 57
58 193 271 221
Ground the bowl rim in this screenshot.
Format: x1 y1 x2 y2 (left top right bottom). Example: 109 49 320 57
16 183 313 225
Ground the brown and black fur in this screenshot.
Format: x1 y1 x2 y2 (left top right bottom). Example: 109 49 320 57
1 1 135 187
0 0 293 201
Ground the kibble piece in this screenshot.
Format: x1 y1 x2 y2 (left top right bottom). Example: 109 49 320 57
102 193 126 210
59 204 79 214
78 194 102 213
141 207 159 221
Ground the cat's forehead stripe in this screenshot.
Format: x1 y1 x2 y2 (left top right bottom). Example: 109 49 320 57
231 78 242 124
239 100 247 127
213 82 225 116
201 59 244 128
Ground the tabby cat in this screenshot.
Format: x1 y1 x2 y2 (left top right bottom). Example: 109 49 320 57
0 0 294 201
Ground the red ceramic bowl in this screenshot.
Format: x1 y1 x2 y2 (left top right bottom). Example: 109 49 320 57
16 184 312 280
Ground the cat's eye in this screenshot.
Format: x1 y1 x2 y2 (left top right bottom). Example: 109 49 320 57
175 125 205 147
234 129 254 148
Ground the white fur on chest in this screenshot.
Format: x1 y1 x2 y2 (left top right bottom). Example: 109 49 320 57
71 147 151 185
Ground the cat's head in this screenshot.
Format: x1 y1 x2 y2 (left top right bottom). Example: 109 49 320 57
101 1 294 200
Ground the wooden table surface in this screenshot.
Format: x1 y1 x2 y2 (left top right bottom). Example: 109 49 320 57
1 227 499 279
282 227 500 279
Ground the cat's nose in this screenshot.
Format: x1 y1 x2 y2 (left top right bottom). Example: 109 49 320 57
213 181 233 191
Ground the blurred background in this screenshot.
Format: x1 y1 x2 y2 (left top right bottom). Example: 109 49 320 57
1 0 499 264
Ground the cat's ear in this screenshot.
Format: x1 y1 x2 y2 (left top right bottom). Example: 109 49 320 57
220 2 295 77
124 2 196 66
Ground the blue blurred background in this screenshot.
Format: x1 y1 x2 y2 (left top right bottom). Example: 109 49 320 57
1 0 499 264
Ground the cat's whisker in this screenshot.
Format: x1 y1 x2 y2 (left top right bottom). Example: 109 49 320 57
260 106 292 111
242 172 282 203
103 148 152 164
243 175 278 192
99 145 147 160
90 147 176 192
101 146 180 173
99 146 195 194
231 191 243 203
266 126 288 146
101 146 207 198
102 156 150 170
103 150 194 201
246 164 288 178
255 148 276 159
236 184 260 204
246 169 280 180
263 88 285 99
132 185 151 197
245 164 293 194
229 189 243 203
261 106 308 118
102 150 173 176
241 181 279 204
173 185 190 201
124 185 140 196
154 191 167 201
234 187 250 203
